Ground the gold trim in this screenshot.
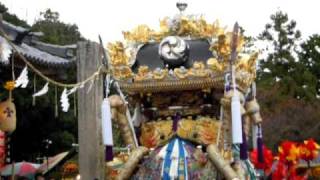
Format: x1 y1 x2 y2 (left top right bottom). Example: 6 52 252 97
119 76 225 93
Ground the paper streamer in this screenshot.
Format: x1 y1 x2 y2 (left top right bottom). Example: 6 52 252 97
15 66 29 88
67 86 78 95
0 37 11 64
32 83 49 97
60 88 70 112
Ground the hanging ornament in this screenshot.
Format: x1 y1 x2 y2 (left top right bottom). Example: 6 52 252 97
229 23 242 144
32 82 49 97
60 88 70 112
102 74 113 161
0 100 16 133
231 93 242 144
240 119 248 160
15 66 29 88
0 37 11 65
3 81 15 94
101 98 113 161
256 124 264 163
0 81 16 133
231 74 243 144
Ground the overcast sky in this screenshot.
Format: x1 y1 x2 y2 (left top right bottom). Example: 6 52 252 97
2 0 320 43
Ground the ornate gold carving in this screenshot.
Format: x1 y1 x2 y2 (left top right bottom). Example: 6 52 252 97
107 14 258 92
207 58 224 72
236 52 258 78
174 67 189 79
188 62 210 78
177 117 220 145
210 32 245 62
140 120 174 148
152 68 168 80
134 66 150 81
107 42 129 66
139 118 220 148
123 25 154 44
122 17 224 44
113 66 133 80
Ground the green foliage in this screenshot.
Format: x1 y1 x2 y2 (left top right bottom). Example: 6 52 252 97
299 34 320 98
0 68 78 161
0 3 30 28
257 10 317 100
0 4 81 161
257 11 320 150
32 9 84 45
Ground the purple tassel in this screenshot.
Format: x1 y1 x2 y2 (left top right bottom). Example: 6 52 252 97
257 125 264 163
240 120 248 160
105 145 113 162
172 112 181 132
225 85 231 92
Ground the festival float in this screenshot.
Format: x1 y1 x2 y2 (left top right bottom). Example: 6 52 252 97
102 2 262 179
1 2 319 179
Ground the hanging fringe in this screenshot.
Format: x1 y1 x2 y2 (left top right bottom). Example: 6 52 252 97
105 145 113 161
231 64 243 144
231 92 243 144
102 98 113 161
257 124 264 163
240 119 248 160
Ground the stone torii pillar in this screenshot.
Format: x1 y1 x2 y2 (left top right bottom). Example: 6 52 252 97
77 41 105 180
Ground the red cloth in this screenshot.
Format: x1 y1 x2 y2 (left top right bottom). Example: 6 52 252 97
250 146 273 174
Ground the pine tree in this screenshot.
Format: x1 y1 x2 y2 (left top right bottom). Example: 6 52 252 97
257 11 316 100
32 9 84 45
299 34 320 99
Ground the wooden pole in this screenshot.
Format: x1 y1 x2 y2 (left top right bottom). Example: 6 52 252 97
77 41 105 180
